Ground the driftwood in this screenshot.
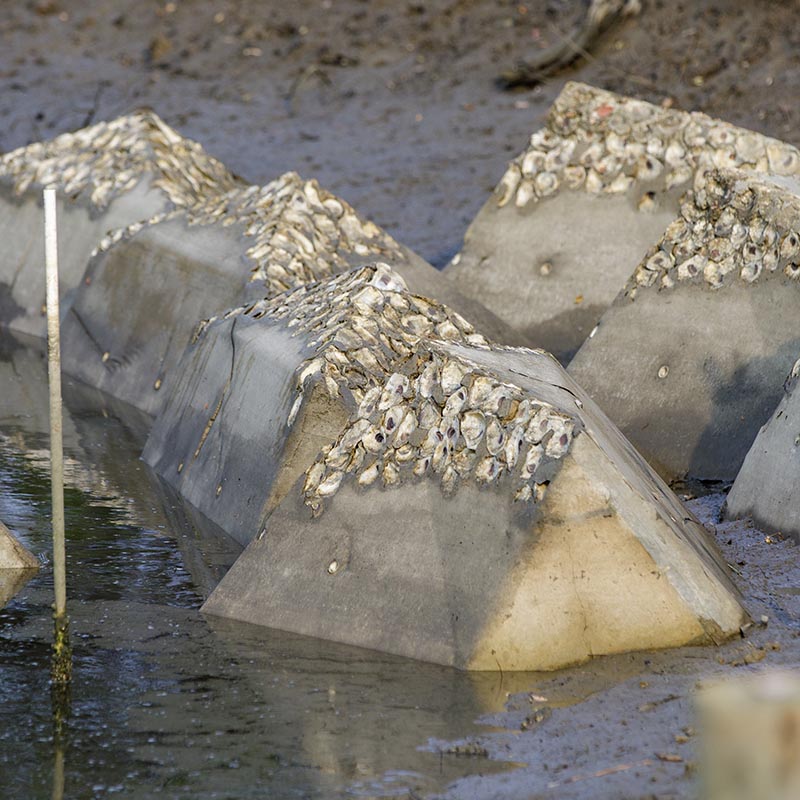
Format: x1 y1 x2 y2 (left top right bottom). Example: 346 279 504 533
499 0 641 89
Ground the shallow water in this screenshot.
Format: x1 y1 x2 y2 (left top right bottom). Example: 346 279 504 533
0 338 525 799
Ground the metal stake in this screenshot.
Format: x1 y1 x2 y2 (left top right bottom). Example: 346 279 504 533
44 186 71 685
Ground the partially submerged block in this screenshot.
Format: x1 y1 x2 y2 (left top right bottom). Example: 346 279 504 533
198 294 747 670
61 173 515 416
0 111 238 337
569 169 800 484
0 520 38 570
444 81 800 362
144 266 748 669
724 357 800 539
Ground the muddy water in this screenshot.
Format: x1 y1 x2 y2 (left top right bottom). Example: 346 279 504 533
0 337 528 799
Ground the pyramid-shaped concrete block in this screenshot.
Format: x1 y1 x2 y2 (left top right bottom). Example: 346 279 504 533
195 292 747 670
0 520 38 570
0 111 238 338
141 264 496 544
568 169 800 484
61 173 516 416
443 82 800 363
723 356 800 540
141 265 746 669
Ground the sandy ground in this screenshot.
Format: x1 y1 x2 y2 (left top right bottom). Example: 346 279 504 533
2 2 799 798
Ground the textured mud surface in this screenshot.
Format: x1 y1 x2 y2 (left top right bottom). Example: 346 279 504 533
2 2 800 799
1 1 799 267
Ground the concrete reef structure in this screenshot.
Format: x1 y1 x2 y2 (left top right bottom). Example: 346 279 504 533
140 262 747 670
723 356 800 540
60 172 515 416
0 110 238 338
569 169 800 484
444 81 800 362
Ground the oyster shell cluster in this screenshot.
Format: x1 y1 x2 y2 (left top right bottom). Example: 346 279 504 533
201 264 579 516
0 110 238 210
628 169 800 294
496 81 800 211
96 171 405 297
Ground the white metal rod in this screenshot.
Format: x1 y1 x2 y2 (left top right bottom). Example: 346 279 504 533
44 187 66 618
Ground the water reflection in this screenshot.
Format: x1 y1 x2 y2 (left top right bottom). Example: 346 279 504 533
0 568 37 609
0 336 524 799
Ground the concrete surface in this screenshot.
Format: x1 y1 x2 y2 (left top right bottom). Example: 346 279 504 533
202 338 748 671
723 357 800 540
443 82 800 363
60 213 261 417
569 169 800 484
2 2 800 794
696 671 800 800
60 174 517 417
0 110 237 339
446 188 674 363
0 178 163 338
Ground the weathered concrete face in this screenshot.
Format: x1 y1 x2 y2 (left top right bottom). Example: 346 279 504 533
724 357 800 540
443 81 800 363
569 170 800 484
61 173 516 416
202 338 748 671
0 111 238 338
60 215 260 417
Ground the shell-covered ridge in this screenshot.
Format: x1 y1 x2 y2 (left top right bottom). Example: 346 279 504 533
0 110 238 210
302 338 579 517
200 263 579 516
95 172 406 297
627 169 800 295
496 81 800 211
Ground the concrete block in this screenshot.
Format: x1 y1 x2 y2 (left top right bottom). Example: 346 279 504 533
0 520 38 570
443 81 800 363
142 263 494 545
723 356 800 540
61 173 517 416
198 306 748 670
569 169 800 484
142 263 747 669
0 110 238 338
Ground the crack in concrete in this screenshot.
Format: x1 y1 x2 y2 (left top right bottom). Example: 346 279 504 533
193 317 237 462
565 524 593 659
